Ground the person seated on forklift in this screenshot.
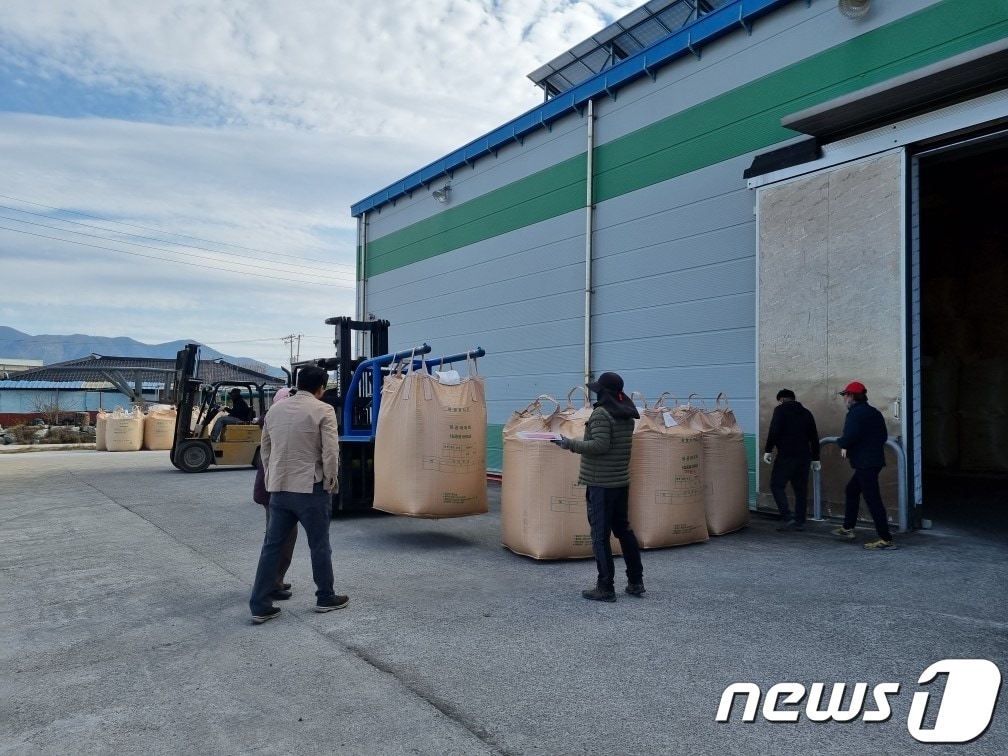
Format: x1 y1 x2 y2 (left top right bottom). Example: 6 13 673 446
210 388 252 441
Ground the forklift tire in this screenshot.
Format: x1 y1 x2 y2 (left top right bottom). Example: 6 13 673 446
176 440 213 473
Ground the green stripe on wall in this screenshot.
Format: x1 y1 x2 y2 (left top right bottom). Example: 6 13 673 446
363 1 1008 277
365 156 585 277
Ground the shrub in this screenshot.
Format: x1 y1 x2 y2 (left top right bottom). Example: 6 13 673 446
7 425 37 443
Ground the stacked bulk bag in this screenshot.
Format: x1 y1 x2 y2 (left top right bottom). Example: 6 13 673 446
501 389 621 559
670 394 750 535
143 405 177 450
374 356 487 518
628 394 707 548
96 409 109 451
105 406 144 452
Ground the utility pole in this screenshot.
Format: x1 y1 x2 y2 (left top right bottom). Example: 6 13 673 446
281 334 302 364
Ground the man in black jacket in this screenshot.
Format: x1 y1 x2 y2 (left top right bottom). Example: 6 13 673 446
832 381 895 549
763 388 820 531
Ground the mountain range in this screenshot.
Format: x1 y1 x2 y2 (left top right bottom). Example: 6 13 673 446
0 326 283 376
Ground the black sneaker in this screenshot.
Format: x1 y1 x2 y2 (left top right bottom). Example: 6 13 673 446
776 518 795 531
315 595 350 613
582 586 617 602
251 607 281 625
270 589 292 600
625 583 646 597
778 519 804 532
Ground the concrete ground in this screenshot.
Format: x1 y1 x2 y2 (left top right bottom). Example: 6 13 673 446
1 449 1006 756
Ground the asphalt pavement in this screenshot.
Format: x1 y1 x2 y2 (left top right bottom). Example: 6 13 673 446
1 449 1006 755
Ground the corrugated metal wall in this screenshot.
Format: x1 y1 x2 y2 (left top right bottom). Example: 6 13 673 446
356 0 998 475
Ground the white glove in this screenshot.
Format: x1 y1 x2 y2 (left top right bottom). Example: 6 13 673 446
762 452 772 465
811 461 821 472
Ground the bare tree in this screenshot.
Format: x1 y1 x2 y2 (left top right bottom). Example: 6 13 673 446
28 390 76 426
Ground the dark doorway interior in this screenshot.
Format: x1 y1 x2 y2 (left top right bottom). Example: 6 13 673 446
918 132 1008 537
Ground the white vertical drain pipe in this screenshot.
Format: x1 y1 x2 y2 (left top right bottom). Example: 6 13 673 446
584 99 595 388
356 211 368 355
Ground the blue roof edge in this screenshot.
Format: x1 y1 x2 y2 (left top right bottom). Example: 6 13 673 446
350 0 794 218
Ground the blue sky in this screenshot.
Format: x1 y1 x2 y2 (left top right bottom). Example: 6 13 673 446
0 0 638 368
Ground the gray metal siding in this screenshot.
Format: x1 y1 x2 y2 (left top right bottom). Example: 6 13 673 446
364 112 589 242
591 0 942 145
366 211 587 424
589 155 757 429
359 0 948 439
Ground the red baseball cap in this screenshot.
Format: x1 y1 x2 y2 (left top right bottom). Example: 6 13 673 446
838 381 867 395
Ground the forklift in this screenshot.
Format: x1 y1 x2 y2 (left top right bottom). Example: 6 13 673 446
169 343 271 473
288 316 484 513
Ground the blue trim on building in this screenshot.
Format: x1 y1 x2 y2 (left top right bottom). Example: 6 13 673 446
350 0 794 217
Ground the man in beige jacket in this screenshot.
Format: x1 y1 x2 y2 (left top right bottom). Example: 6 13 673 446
249 366 346 624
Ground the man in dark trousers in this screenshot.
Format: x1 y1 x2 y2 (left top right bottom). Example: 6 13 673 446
248 366 347 624
832 380 896 550
553 371 644 602
763 388 820 531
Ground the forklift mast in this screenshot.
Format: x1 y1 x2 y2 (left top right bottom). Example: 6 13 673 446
169 343 202 464
286 318 390 511
288 317 390 437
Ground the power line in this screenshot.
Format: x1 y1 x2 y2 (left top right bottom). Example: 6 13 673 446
0 213 352 284
0 225 354 288
0 192 355 269
0 203 356 272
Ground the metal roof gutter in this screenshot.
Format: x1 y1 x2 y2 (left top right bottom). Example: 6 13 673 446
350 0 795 217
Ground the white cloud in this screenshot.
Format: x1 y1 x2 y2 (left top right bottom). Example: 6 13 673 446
0 0 640 366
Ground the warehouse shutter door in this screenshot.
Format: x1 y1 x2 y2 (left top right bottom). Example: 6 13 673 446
756 151 904 523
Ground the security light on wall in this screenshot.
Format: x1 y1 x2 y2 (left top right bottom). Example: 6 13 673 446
838 0 870 19
432 183 451 204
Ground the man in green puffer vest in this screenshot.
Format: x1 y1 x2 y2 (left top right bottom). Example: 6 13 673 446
553 372 645 602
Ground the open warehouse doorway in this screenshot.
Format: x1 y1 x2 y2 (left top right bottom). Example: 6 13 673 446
915 128 1008 537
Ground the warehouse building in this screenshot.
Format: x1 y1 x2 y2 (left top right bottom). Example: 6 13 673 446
351 0 1008 530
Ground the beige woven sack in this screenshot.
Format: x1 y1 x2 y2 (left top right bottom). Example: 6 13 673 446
501 389 621 559
105 406 144 452
96 409 109 451
669 394 749 535
143 406 177 450
374 355 487 518
628 393 707 548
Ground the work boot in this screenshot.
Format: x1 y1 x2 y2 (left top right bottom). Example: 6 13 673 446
625 582 646 597
581 584 617 602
